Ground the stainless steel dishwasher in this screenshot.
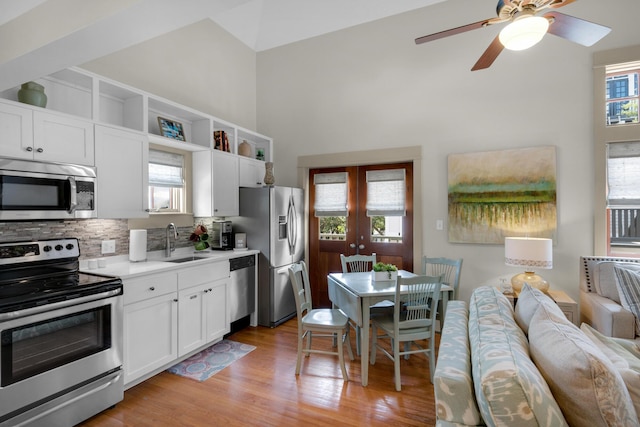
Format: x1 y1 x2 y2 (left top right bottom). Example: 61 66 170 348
229 255 256 323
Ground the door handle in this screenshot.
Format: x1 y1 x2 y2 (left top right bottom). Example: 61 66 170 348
350 243 356 248
359 244 365 250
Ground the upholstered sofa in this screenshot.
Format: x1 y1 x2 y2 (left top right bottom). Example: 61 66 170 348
580 256 640 340
434 285 640 427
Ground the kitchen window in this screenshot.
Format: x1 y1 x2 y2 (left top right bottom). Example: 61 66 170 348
148 149 185 213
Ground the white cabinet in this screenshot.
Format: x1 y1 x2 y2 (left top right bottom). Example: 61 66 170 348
193 150 239 217
178 262 229 356
0 101 33 159
123 261 230 388
95 125 148 218
178 279 229 356
0 101 94 165
239 157 265 187
0 67 274 206
123 272 179 387
33 111 94 166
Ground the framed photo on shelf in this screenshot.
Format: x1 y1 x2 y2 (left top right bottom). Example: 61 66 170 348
157 117 185 141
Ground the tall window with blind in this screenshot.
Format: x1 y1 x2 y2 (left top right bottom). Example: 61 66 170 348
366 169 406 244
314 172 348 241
607 141 640 248
148 149 185 212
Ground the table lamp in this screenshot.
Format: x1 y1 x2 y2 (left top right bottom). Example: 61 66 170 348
504 237 553 293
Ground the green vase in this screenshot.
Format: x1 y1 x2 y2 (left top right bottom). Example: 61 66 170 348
18 81 47 108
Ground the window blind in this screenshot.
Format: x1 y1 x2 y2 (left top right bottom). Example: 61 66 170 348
608 141 640 207
366 169 406 216
149 149 184 188
314 172 348 217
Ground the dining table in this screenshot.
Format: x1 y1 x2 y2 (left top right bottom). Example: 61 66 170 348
327 270 453 386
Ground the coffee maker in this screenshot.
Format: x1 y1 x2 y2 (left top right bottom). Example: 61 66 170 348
210 221 233 250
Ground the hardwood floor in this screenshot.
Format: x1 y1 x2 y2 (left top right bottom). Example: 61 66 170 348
79 319 438 426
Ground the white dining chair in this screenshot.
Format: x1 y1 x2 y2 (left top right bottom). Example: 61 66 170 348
340 253 389 356
370 274 443 391
288 261 354 381
421 257 462 300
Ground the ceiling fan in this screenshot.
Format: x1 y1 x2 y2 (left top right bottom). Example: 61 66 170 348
415 0 611 71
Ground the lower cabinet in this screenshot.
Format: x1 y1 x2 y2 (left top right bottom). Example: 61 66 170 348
123 261 230 388
124 291 178 386
178 279 229 356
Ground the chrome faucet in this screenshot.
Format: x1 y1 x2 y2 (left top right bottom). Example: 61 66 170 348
166 223 178 257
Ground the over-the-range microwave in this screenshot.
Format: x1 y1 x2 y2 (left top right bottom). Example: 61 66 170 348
0 157 97 220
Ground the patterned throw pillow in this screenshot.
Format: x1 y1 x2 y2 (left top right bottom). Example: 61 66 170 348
613 265 640 335
529 307 639 426
581 323 640 422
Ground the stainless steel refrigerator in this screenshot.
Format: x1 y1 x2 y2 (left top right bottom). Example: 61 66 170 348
233 186 304 327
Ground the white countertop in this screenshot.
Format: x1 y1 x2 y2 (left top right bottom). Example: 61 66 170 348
81 247 259 279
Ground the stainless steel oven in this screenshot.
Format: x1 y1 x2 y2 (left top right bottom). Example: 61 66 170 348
0 157 96 220
0 238 123 427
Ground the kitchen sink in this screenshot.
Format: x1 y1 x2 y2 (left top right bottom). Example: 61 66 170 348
165 256 210 263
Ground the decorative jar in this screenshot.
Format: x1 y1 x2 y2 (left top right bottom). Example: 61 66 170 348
264 162 275 186
18 81 47 108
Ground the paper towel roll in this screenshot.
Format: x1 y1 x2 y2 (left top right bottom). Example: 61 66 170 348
129 229 147 262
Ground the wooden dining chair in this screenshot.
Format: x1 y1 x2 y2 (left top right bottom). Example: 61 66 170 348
288 261 354 381
340 253 388 355
370 274 443 391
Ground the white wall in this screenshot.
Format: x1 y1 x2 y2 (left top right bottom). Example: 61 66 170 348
255 0 640 302
82 19 257 130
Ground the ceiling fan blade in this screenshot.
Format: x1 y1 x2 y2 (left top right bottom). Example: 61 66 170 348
471 36 505 71
548 0 578 8
415 19 493 45
545 11 611 46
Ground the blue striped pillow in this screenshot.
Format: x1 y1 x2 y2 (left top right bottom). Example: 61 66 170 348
613 265 640 336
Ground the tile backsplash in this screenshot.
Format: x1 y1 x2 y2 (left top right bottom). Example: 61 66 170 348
0 219 200 259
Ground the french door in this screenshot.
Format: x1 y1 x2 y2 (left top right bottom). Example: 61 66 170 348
308 162 413 307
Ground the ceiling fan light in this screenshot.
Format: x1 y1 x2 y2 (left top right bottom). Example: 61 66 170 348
499 16 550 51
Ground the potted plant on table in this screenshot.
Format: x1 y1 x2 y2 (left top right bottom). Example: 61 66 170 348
372 262 398 281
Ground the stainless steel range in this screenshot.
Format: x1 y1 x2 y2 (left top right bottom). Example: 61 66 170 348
0 238 124 427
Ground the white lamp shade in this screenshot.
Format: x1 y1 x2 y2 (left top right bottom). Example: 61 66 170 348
504 237 553 270
499 16 550 51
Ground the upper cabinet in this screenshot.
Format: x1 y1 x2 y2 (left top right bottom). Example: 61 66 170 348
95 125 149 218
0 67 274 219
0 67 273 161
0 100 94 166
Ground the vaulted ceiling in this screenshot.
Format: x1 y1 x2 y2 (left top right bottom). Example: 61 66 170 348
0 0 445 90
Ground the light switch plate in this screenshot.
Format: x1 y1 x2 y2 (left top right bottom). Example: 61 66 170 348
436 219 444 231
101 240 116 254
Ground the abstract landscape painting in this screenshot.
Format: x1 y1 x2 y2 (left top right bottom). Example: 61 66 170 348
447 146 557 244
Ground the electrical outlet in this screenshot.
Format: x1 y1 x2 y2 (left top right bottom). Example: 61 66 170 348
101 240 116 254
436 219 444 231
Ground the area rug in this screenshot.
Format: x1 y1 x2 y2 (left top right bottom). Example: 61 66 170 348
167 340 256 382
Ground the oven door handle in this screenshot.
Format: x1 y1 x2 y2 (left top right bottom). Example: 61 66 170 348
0 288 121 321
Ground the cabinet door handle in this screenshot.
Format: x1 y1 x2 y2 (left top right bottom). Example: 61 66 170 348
26 147 33 152
173 298 178 302
190 295 198 299
149 286 155 291
36 148 44 153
